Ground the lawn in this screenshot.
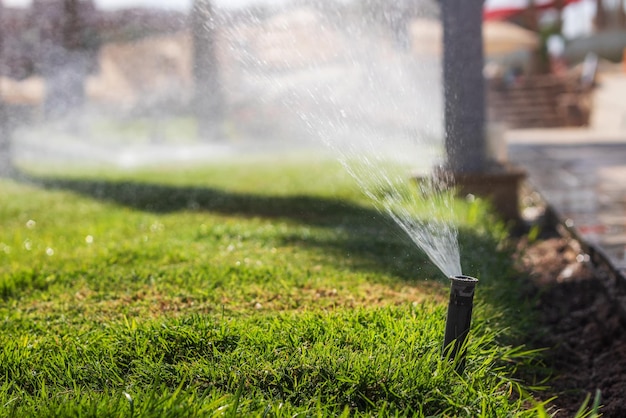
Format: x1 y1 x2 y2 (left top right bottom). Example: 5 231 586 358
1 156 563 416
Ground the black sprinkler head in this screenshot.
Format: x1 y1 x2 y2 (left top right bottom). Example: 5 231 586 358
443 275 478 373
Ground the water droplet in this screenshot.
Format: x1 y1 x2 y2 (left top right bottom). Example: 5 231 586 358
123 392 133 404
150 222 164 232
576 254 590 263
26 220 36 229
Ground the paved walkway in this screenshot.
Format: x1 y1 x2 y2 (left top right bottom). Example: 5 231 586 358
506 71 626 276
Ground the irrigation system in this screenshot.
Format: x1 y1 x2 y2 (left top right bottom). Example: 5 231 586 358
443 275 478 373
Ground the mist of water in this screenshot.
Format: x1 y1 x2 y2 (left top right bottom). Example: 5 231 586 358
270 6 462 278
4 1 462 278
294 93 463 279
331 146 462 278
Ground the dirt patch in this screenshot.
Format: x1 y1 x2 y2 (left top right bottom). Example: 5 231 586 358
519 232 626 417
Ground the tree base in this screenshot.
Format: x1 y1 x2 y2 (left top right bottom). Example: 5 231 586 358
414 163 527 224
451 163 526 223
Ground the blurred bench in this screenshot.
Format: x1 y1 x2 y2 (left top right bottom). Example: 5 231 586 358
487 71 594 128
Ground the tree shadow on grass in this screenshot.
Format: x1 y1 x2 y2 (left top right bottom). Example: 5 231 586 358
22 174 449 281
25 173 375 224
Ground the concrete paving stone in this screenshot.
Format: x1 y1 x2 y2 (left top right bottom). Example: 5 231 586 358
506 72 626 272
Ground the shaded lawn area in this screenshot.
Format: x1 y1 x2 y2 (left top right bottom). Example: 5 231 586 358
1 158 555 416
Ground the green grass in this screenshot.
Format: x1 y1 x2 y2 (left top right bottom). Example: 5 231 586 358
87 116 198 145
0 156 560 416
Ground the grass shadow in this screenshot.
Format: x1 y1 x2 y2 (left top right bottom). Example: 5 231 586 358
19 173 524 298
22 173 445 281
23 173 380 226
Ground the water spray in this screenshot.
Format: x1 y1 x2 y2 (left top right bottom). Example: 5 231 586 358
443 275 478 374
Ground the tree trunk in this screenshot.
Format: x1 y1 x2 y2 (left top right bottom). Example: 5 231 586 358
0 0 13 176
595 0 606 30
0 102 10 176
41 0 90 119
442 0 486 174
192 0 224 141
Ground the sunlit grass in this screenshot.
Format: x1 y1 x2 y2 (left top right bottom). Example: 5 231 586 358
0 157 563 416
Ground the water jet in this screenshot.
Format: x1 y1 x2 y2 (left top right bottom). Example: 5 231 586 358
443 275 478 373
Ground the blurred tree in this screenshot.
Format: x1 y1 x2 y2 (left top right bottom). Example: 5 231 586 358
57 0 87 113
441 0 486 173
33 0 99 119
62 0 84 53
594 0 606 30
0 0 13 176
191 0 224 141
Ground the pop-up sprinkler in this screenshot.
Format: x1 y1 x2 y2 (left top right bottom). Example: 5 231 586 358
443 275 478 373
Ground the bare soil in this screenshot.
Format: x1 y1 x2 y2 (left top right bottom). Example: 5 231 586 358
519 232 626 417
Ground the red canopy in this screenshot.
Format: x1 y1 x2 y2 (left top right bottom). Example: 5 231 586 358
484 0 583 21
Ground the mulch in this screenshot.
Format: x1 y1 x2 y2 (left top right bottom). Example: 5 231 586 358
518 231 626 417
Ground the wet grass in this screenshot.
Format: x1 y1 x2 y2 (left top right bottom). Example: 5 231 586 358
1 157 558 416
